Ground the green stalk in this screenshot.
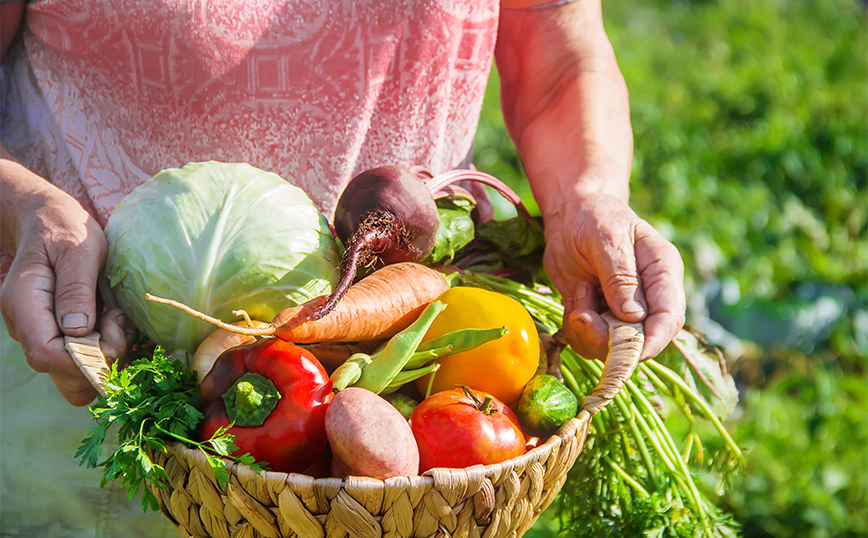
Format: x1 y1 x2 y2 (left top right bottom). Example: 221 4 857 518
622 391 679 474
612 391 667 491
645 360 745 464
624 380 712 526
638 363 696 424
565 347 709 525
564 352 665 491
558 359 583 396
603 455 650 497
459 271 740 535
683 431 696 463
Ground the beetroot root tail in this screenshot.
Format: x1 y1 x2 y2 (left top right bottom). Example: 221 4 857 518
312 213 400 320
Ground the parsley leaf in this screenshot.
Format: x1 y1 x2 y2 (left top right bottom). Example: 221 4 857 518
75 347 257 512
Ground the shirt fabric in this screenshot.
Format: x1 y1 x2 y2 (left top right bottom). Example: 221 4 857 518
0 1 499 535
1 0 499 274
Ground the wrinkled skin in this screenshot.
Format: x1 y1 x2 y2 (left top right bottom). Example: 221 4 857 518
543 193 686 361
0 156 134 406
496 4 687 361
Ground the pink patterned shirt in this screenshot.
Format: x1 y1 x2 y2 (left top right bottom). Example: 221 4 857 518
0 0 499 276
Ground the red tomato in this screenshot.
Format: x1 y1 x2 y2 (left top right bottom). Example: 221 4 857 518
409 387 526 472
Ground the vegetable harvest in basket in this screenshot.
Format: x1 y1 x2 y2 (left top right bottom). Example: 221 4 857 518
78 161 744 536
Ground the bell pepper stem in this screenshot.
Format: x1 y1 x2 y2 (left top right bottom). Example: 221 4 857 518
222 373 281 427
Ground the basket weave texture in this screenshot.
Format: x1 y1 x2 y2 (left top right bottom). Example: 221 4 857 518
65 313 642 538
151 413 590 538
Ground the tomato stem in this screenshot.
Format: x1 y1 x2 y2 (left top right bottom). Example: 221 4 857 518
460 385 499 416
479 395 496 415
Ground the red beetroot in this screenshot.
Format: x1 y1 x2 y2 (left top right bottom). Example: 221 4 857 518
314 164 533 319
314 165 440 319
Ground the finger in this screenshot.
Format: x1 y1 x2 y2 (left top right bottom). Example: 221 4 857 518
573 281 608 358
572 280 600 315
53 244 103 338
1 260 97 396
642 312 685 360
594 230 647 324
560 281 608 360
562 307 610 360
25 335 96 402
19 328 96 405
635 230 686 360
99 308 133 363
49 371 98 407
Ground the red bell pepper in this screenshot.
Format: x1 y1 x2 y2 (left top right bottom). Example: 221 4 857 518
198 338 333 474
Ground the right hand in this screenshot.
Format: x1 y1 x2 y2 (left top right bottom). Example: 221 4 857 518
0 172 132 406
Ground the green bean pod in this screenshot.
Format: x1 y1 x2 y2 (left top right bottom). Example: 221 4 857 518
329 353 373 391
380 363 442 394
352 301 447 393
407 326 507 369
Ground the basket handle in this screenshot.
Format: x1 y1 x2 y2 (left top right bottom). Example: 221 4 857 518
579 312 644 416
64 332 110 397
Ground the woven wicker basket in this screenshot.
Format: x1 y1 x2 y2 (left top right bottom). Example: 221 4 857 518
65 313 643 538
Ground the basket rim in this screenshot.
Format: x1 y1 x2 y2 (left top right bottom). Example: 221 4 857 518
162 409 593 488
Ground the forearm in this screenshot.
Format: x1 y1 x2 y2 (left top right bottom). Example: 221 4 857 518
0 148 78 256
2 149 41 254
496 0 633 217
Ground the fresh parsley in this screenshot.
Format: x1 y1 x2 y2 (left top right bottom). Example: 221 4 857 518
75 346 262 512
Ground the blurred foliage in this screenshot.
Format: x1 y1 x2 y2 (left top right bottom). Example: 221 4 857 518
722 355 868 538
473 0 868 536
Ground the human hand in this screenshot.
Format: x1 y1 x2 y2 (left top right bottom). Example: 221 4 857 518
0 184 133 406
542 193 686 361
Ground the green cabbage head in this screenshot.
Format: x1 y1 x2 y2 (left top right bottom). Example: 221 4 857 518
104 161 341 353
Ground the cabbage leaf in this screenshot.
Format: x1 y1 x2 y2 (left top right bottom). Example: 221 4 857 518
104 161 340 353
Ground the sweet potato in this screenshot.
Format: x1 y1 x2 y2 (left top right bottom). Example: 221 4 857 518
325 387 419 479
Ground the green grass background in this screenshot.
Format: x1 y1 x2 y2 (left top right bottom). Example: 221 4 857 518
472 0 867 536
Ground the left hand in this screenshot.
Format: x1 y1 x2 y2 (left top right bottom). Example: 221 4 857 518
542 192 686 361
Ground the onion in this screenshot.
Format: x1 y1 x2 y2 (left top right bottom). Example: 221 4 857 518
191 320 268 383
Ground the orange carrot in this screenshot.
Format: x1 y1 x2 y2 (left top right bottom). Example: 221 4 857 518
145 262 449 344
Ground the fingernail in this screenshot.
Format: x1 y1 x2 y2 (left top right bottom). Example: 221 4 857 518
621 300 645 315
116 313 126 327
575 284 588 301
568 311 586 330
61 313 89 329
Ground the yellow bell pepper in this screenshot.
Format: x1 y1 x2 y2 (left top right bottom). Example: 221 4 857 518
415 287 539 405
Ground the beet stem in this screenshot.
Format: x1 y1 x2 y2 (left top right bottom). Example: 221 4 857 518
425 170 533 218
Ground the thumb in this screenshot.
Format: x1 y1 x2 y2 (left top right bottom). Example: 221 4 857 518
54 256 101 338
597 247 646 323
